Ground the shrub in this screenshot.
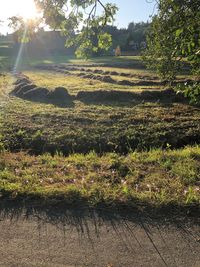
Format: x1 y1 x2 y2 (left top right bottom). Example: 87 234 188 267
176 82 200 105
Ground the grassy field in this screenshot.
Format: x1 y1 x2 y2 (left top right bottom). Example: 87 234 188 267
23 70 153 94
2 93 200 155
0 47 199 209
0 146 199 207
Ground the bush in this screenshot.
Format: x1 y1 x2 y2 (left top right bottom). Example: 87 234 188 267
176 82 200 105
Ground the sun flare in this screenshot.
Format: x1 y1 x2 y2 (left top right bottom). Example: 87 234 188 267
13 0 40 20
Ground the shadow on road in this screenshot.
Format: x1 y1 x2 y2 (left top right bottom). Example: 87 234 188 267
0 200 199 267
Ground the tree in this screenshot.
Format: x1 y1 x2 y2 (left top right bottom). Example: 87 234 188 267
8 16 42 44
126 22 149 50
34 0 118 58
143 0 200 103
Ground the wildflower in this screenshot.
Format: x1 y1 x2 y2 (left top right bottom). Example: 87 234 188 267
184 189 188 195
135 184 139 192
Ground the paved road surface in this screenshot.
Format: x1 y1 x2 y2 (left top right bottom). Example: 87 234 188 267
0 202 199 267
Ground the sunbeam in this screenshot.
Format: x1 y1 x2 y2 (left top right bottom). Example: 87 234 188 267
13 26 28 74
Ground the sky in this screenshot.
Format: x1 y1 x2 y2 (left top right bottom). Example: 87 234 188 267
102 0 157 28
0 0 157 34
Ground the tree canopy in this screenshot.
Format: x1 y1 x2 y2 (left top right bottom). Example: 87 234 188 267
143 0 200 103
8 0 200 103
8 16 41 43
144 0 200 80
32 0 118 58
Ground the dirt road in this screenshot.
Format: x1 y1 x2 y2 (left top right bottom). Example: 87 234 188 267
0 202 199 267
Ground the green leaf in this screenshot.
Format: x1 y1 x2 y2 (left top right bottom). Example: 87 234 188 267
175 28 183 37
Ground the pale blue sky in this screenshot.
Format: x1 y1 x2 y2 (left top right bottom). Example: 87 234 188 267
102 0 158 28
0 0 157 34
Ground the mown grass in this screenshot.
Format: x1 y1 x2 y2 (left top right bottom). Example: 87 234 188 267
1 59 198 157
0 146 199 207
23 70 161 94
2 93 200 155
0 55 200 209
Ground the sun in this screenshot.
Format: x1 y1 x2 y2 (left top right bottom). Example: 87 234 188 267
15 0 40 20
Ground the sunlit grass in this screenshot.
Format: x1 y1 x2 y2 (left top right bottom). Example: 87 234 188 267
88 66 155 76
0 54 199 209
23 70 159 94
0 146 199 206
2 89 200 156
0 73 14 99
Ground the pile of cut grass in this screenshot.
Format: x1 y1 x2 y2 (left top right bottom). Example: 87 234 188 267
11 75 73 106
